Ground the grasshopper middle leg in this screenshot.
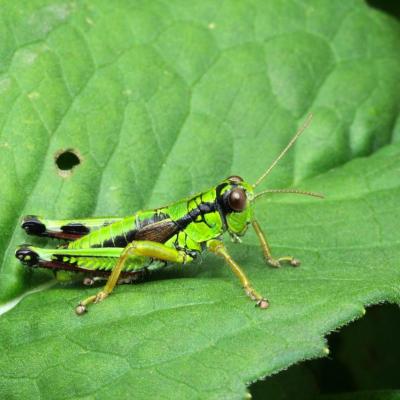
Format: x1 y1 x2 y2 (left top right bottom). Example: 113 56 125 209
251 219 300 268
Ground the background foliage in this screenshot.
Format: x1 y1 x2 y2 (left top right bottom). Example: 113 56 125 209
0 0 399 398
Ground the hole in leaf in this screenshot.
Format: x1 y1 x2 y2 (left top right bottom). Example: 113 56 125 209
55 149 81 177
56 150 80 170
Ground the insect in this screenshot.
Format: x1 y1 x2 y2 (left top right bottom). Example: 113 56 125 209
15 114 323 315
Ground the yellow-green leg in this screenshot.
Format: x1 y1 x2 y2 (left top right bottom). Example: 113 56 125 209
207 239 269 309
75 240 193 315
251 220 300 268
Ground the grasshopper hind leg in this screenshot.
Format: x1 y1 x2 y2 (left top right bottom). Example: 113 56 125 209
21 215 89 240
15 245 40 267
21 216 47 236
76 241 193 315
16 244 148 289
21 215 123 241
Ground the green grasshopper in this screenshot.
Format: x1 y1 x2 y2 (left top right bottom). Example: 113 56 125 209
15 114 322 315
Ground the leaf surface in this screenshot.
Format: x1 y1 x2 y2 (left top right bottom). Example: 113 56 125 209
0 1 400 398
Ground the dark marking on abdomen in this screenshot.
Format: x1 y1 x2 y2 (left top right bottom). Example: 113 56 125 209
98 212 174 248
101 229 137 248
61 223 90 235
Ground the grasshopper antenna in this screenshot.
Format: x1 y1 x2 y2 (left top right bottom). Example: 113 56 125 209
254 188 324 200
253 113 313 188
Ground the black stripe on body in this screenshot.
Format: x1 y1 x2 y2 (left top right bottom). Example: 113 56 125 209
92 193 229 251
101 229 137 248
215 182 229 230
140 212 169 228
98 212 172 248
175 201 217 231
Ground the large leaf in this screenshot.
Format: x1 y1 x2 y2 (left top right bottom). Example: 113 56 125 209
0 0 400 398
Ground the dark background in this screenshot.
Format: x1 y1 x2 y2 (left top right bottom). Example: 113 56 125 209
250 303 400 399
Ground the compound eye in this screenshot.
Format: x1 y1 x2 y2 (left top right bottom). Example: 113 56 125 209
228 188 246 211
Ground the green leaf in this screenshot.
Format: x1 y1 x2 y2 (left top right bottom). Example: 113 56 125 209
0 1 400 398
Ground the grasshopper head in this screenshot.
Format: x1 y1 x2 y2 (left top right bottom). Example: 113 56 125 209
218 176 255 238
220 114 324 239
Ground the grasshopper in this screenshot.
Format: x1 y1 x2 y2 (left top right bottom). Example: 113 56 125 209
15 114 322 315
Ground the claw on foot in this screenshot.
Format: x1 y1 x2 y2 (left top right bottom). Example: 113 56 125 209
256 299 269 309
290 258 301 267
75 292 107 316
245 287 269 309
75 303 87 316
83 277 95 286
266 256 300 268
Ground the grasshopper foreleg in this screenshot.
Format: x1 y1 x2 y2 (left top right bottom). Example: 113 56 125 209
251 219 300 268
207 239 269 309
76 241 194 315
